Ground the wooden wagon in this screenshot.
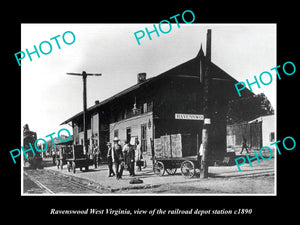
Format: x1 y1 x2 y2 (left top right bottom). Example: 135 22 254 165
54 138 73 170
65 145 93 173
153 156 200 178
153 134 201 178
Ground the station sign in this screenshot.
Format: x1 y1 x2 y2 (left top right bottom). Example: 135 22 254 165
175 113 204 120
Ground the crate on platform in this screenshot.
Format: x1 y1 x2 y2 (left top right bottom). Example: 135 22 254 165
170 134 182 157
154 133 195 158
161 135 171 157
154 138 163 158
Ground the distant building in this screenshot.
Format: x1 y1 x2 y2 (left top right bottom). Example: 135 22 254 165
227 114 275 153
249 115 275 148
61 30 253 163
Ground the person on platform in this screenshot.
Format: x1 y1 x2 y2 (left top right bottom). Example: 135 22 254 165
135 140 142 172
197 143 203 169
93 143 100 168
106 142 115 177
112 137 124 179
122 140 130 167
127 143 135 177
122 140 130 174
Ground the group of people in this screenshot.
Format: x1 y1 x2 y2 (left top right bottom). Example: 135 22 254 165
106 137 144 180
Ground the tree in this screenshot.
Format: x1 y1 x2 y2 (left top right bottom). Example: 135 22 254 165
226 93 274 124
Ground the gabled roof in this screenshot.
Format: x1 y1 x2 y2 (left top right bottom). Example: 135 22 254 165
61 47 250 125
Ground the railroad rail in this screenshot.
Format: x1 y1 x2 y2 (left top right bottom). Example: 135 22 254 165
23 169 109 194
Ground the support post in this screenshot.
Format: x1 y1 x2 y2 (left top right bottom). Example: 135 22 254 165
82 71 88 155
66 71 102 156
200 67 211 179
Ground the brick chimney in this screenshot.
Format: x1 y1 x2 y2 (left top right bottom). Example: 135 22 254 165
137 73 147 84
206 29 212 62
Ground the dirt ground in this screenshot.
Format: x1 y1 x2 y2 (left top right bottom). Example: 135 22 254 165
115 158 275 194
122 174 274 194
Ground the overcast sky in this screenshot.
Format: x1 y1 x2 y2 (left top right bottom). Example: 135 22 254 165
21 23 276 139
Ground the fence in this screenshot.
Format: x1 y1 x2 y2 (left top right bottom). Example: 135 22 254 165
227 121 262 152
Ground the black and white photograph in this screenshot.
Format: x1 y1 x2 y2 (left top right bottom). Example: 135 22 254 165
4 3 299 220
20 23 277 195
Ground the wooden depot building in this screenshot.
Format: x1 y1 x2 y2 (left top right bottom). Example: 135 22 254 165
60 30 253 164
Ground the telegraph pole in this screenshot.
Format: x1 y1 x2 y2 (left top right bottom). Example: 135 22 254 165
200 30 232 178
200 29 212 178
201 67 211 178
66 71 102 155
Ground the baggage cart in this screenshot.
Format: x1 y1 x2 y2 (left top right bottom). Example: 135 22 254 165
65 145 93 173
153 134 201 178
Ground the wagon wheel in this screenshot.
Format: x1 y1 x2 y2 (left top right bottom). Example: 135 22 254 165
180 160 195 178
166 168 177 175
72 162 76 174
153 161 165 176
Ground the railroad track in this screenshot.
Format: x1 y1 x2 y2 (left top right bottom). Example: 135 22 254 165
24 169 109 194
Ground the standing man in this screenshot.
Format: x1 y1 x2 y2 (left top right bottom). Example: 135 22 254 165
122 140 130 168
127 143 135 176
106 142 115 177
198 143 203 164
52 147 56 165
112 137 124 179
240 135 249 154
93 142 100 168
88 143 93 161
135 140 142 172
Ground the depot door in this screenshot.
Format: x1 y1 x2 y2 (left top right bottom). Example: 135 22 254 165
126 127 131 143
141 124 147 152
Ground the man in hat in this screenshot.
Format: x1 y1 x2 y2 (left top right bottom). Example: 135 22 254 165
127 142 135 177
123 140 135 177
106 142 115 177
112 137 124 179
135 140 142 172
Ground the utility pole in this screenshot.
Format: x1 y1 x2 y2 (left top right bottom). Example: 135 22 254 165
66 71 102 155
200 29 212 179
200 30 232 178
200 67 211 178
